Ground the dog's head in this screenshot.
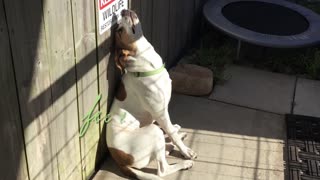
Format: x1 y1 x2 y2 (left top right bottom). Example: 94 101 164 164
115 9 143 72
115 9 143 50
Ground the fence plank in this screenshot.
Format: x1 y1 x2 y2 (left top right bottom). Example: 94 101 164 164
0 3 29 180
71 0 100 179
152 0 170 63
3 0 60 179
168 0 182 66
168 0 178 67
186 0 195 48
193 0 202 38
131 0 141 15
194 0 206 40
43 0 82 179
180 0 189 52
94 0 120 175
195 0 205 17
140 0 153 42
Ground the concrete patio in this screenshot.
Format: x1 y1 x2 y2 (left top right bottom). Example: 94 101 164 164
93 65 320 180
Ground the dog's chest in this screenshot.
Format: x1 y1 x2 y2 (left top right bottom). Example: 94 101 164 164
125 71 172 115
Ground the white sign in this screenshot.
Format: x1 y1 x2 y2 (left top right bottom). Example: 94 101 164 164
98 0 128 35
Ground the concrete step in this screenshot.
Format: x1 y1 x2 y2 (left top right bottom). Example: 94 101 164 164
293 78 320 118
209 65 296 114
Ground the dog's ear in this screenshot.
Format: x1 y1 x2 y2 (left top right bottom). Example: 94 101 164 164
115 28 124 48
115 49 125 74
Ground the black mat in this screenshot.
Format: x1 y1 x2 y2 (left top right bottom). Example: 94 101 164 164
286 114 320 180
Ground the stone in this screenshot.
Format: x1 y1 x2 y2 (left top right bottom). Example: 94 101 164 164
169 64 213 96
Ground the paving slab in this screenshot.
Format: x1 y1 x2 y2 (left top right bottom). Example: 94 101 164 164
93 94 286 180
293 78 320 118
209 65 296 114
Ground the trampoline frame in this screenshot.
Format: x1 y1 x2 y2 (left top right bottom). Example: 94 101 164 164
203 0 320 59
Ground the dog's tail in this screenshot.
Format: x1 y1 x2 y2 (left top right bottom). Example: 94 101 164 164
122 166 163 180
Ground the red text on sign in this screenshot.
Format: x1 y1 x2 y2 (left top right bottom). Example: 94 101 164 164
99 0 115 10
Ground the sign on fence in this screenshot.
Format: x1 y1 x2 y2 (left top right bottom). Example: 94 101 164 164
98 0 128 35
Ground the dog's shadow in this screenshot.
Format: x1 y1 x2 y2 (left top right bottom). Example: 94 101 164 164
101 150 185 179
167 149 185 159
100 156 157 179
99 156 131 179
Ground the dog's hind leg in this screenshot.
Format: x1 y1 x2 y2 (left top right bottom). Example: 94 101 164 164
154 132 193 177
156 111 197 159
156 153 194 177
124 167 163 180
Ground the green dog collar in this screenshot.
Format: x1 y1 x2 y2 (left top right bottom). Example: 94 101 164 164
130 64 166 77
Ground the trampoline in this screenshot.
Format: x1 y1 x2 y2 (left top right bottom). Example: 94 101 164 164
203 0 320 58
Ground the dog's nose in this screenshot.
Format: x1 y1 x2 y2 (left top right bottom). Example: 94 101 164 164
121 9 130 17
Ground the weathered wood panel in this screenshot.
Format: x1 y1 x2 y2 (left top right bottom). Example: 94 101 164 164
193 0 207 41
193 0 202 38
168 0 184 67
131 0 141 16
152 0 170 63
140 0 153 42
95 0 119 176
71 0 100 179
43 0 82 179
0 3 29 180
95 29 111 175
3 0 60 179
140 0 205 66
185 0 196 48
168 0 179 67
179 0 190 54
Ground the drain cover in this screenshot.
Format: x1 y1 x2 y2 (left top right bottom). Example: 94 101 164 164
286 114 320 180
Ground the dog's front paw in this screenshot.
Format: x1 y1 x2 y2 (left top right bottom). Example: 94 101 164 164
181 147 197 159
173 124 181 131
182 160 194 170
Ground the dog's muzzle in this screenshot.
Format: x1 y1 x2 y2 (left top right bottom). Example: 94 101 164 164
121 9 137 34
121 9 130 17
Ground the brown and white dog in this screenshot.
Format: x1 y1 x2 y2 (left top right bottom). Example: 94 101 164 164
106 9 197 179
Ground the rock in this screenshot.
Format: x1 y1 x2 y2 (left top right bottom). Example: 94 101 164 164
169 64 213 96
178 54 198 64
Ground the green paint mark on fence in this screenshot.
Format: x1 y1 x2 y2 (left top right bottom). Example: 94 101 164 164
79 94 126 137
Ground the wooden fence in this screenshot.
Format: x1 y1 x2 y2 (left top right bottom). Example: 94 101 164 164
0 0 206 179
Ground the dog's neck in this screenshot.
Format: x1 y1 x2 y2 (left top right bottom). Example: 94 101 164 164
125 36 164 73
134 36 151 55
